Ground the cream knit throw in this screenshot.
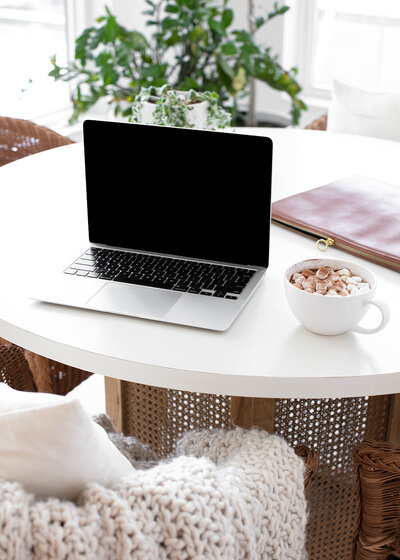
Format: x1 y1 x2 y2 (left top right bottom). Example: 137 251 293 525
0 421 307 560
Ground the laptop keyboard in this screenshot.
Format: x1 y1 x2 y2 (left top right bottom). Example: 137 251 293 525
64 247 256 299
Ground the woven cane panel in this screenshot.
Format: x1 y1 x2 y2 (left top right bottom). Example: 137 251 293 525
119 383 392 560
274 396 392 560
121 382 232 456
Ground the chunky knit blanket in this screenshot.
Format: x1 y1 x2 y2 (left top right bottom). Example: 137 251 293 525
0 418 308 560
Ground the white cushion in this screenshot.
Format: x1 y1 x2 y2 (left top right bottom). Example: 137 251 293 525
0 383 134 500
328 79 400 142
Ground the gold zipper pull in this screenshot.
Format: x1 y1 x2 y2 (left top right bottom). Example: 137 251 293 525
316 237 335 251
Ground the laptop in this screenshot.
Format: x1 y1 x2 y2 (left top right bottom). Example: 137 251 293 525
30 120 272 331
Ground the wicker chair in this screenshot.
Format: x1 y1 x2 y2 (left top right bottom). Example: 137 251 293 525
0 344 37 392
353 439 400 560
304 114 328 131
0 116 92 394
0 116 74 165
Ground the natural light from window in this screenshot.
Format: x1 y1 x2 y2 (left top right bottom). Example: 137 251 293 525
0 0 70 120
312 0 400 92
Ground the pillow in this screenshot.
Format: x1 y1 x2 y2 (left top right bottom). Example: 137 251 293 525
328 79 400 142
0 383 134 500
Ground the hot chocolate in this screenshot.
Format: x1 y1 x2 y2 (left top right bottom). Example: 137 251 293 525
290 266 370 296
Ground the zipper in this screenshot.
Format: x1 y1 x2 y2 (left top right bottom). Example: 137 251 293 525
271 218 335 252
272 217 400 271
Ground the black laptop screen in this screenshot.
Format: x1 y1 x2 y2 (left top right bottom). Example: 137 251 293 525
83 121 272 268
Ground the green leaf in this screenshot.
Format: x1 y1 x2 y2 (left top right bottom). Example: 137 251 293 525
178 77 200 90
190 25 204 41
221 8 233 29
268 3 290 21
209 17 225 35
142 63 168 79
101 64 119 85
128 30 149 51
221 41 237 55
165 30 181 46
162 17 179 31
232 30 252 44
165 4 179 13
216 53 234 90
241 42 260 57
104 14 120 42
95 51 112 66
255 17 265 29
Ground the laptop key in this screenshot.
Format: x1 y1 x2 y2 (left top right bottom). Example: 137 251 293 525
114 273 133 283
70 263 95 272
64 268 77 275
76 270 88 277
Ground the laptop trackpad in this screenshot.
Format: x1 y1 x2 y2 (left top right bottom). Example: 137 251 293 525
86 282 181 318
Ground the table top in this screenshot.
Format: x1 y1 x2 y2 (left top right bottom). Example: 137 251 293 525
0 127 399 399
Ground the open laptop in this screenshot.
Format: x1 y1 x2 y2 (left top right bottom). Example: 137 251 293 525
31 120 272 331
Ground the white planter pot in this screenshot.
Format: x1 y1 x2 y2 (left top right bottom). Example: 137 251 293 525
140 99 209 129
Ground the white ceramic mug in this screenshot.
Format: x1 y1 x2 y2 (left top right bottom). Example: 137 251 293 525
284 258 390 335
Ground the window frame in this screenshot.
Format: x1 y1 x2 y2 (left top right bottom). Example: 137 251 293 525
287 0 400 103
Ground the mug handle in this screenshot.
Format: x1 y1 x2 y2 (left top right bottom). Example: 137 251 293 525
351 299 390 334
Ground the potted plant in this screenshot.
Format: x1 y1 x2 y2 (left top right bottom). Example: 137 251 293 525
131 84 231 128
49 1 306 126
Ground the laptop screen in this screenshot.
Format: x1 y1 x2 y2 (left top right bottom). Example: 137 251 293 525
83 121 272 268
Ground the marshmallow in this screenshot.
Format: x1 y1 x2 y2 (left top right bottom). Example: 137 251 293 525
292 273 306 284
302 277 317 290
316 266 331 280
347 283 358 293
337 268 351 276
338 289 349 296
329 274 340 283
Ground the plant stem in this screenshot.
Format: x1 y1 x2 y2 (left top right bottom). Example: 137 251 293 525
247 0 256 127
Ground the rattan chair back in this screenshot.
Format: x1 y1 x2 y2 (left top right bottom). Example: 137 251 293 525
353 439 400 560
0 344 37 392
304 114 328 131
0 116 73 166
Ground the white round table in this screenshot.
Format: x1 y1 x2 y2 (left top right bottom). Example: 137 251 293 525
0 127 399 399
1 126 399 560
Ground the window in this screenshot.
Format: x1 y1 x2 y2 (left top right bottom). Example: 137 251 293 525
290 0 400 100
0 0 82 121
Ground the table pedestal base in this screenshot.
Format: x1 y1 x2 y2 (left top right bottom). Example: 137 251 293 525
105 378 398 560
